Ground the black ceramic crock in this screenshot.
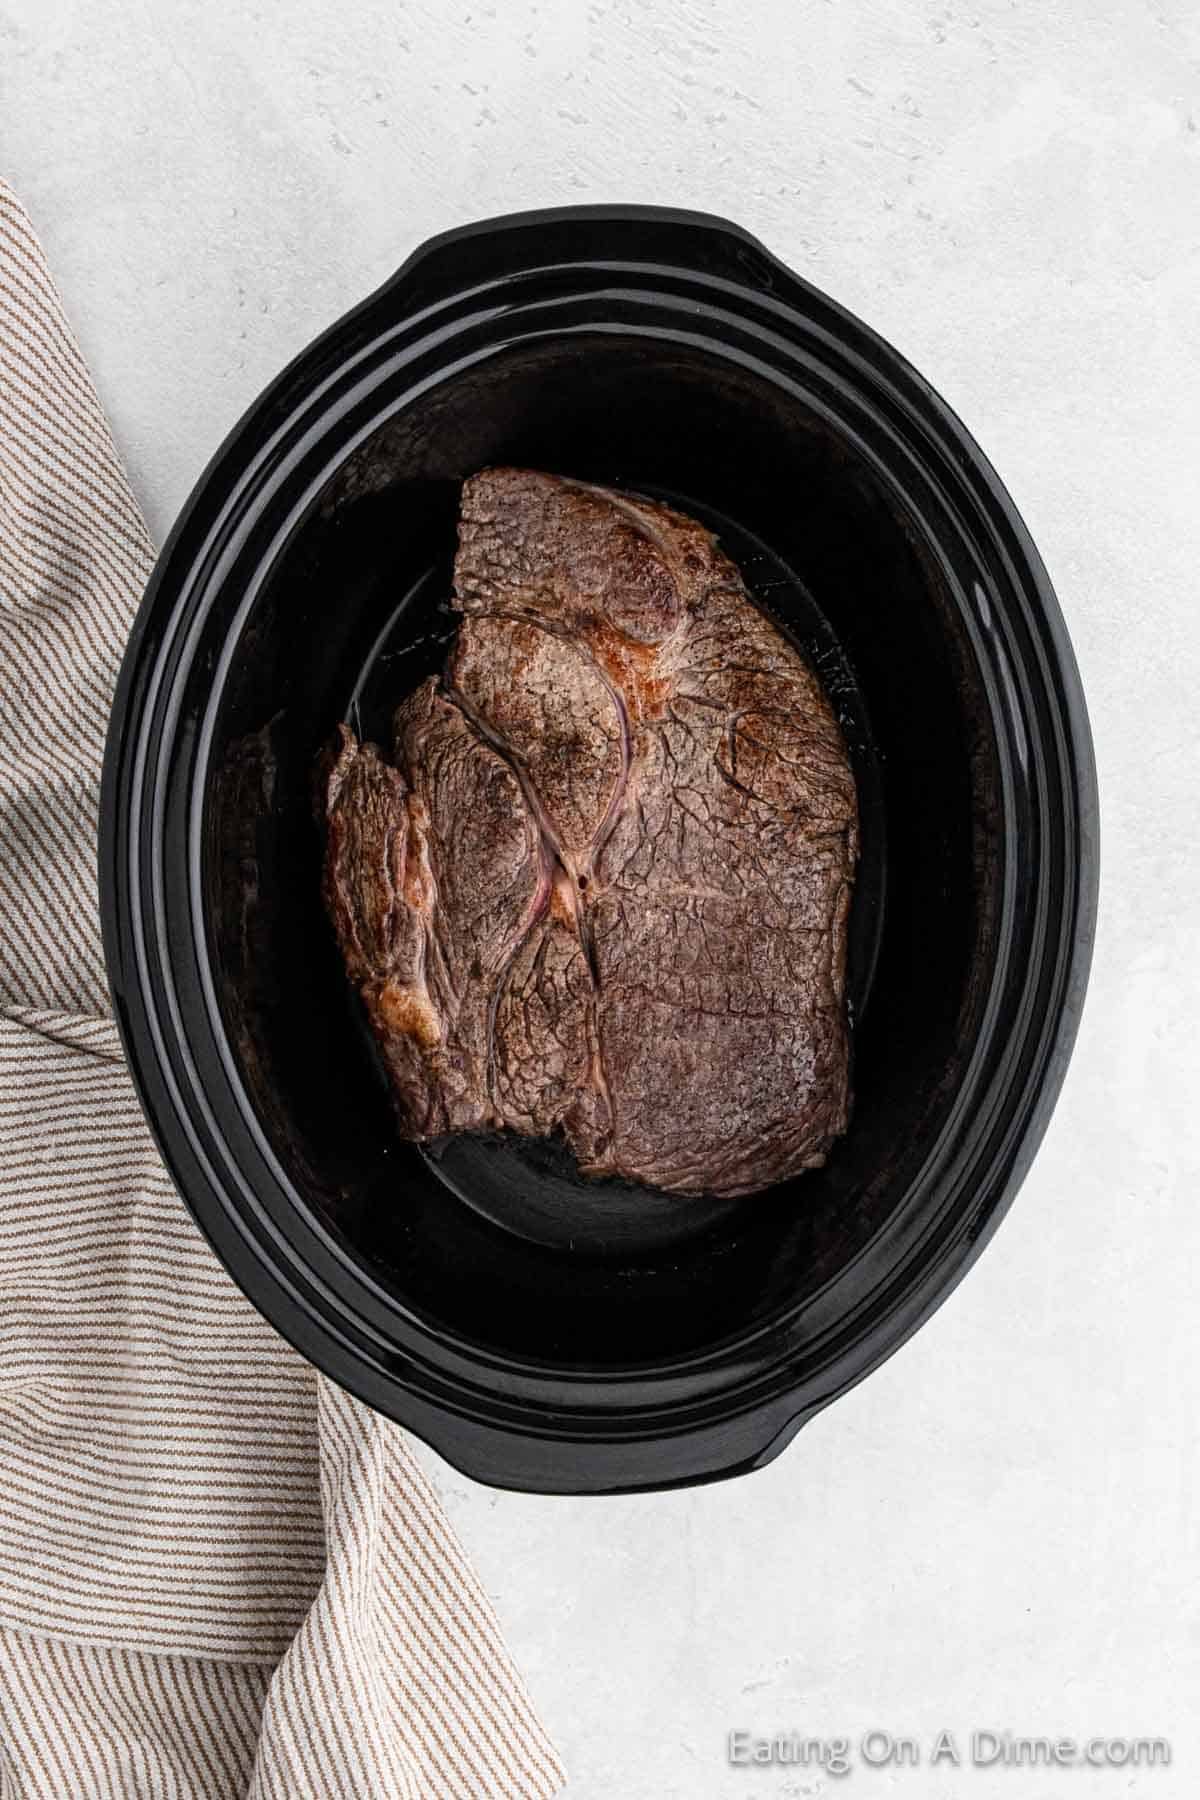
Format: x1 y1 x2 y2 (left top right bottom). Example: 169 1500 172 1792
100 207 1098 1494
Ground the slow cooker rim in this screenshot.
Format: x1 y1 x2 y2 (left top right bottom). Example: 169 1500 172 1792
99 206 1098 1491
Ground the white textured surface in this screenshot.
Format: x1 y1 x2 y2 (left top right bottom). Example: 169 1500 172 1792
4 3 1198 1795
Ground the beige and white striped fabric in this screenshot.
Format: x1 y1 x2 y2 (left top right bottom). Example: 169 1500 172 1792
0 174 565 1800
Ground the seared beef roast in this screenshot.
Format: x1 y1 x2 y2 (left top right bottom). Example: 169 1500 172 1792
322 469 858 1197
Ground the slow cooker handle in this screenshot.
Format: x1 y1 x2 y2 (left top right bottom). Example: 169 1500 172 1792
369 204 788 313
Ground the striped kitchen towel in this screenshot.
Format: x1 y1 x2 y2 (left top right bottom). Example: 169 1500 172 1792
0 175 565 1800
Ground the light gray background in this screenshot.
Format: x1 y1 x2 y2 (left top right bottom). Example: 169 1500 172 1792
4 2 1197 1795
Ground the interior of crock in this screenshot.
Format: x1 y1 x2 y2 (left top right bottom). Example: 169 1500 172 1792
203 334 1002 1365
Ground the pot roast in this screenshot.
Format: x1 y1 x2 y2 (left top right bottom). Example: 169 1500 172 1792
321 468 858 1198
